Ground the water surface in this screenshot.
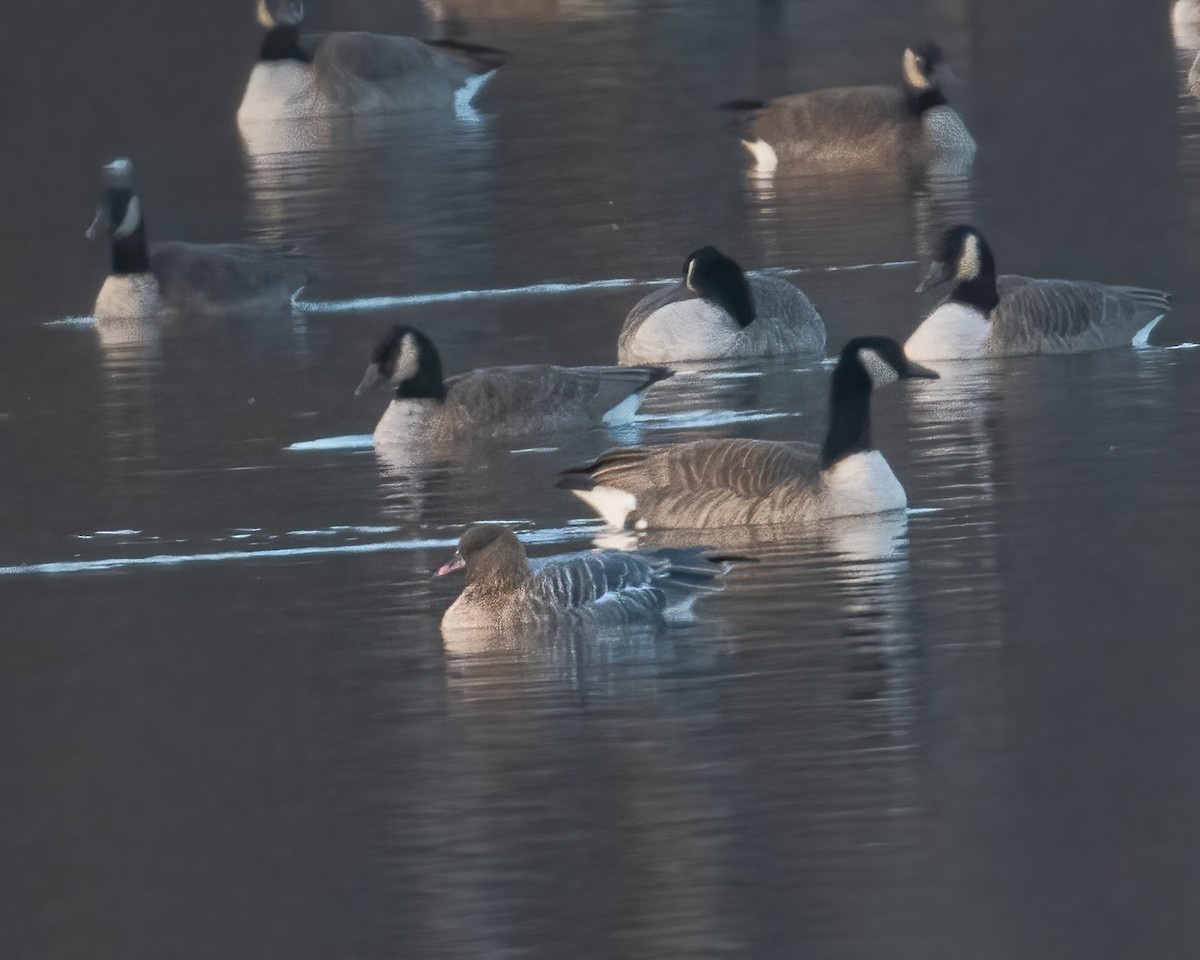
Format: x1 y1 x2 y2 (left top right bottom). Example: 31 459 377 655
3 1 1199 958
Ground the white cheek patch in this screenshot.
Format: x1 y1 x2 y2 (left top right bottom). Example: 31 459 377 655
903 49 930 90
685 258 697 291
956 233 981 281
112 196 141 240
858 348 899 388
393 333 421 382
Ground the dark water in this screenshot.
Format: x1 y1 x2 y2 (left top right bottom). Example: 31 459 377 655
3 1 1200 957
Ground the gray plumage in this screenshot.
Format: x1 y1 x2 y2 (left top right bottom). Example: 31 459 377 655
728 44 975 176
238 7 506 121
357 325 671 447
560 337 939 530
988 278 1170 354
311 35 500 113
619 275 825 364
438 525 728 633
905 225 1170 360
749 86 921 167
89 158 302 320
570 439 831 528
147 241 302 312
618 246 825 364
395 365 669 442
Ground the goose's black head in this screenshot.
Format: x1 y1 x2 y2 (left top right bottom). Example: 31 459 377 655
915 224 999 313
683 246 756 328
355 325 447 401
436 525 530 594
86 157 150 275
821 336 939 468
256 0 310 62
902 41 949 113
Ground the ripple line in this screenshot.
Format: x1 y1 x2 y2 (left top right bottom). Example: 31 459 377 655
291 261 916 314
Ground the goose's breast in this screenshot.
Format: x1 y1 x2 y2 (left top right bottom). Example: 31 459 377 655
238 61 317 121
94 274 162 321
819 451 907 518
904 302 992 361
621 300 741 363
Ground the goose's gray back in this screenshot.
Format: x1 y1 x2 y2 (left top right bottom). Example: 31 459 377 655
149 242 299 311
444 548 722 632
588 439 825 527
523 552 669 625
618 275 824 363
751 85 914 168
992 276 1169 353
310 33 478 113
743 275 826 356
375 364 661 445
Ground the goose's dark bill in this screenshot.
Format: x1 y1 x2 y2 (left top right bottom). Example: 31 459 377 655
915 258 950 294
355 364 385 397
435 552 465 577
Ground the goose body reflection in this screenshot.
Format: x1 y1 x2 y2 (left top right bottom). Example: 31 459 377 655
87 158 303 322
436 526 730 636
560 337 938 530
356 325 670 451
238 0 505 123
618 246 825 364
906 225 1170 361
725 43 975 178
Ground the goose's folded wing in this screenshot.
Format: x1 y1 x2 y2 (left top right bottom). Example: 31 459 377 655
150 242 289 299
312 33 502 86
526 551 665 615
996 277 1169 351
446 365 669 424
754 85 907 144
562 438 820 499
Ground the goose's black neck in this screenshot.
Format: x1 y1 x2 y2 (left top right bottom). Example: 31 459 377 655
393 335 448 402
820 357 873 468
107 189 150 275
948 242 999 313
396 379 448 402
906 88 948 115
688 247 756 328
706 282 755 328
260 25 310 62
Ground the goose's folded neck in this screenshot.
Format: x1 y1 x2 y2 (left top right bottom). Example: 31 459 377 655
686 247 756 328
906 88 949 115
820 359 873 469
260 25 310 62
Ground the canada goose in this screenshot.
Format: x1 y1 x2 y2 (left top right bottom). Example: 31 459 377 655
558 337 938 530
237 0 506 121
85 158 302 321
437 525 729 633
904 225 1170 360
618 246 826 364
724 43 975 177
356 325 671 448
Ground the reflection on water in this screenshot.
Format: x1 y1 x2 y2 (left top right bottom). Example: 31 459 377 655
5 2 1200 958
